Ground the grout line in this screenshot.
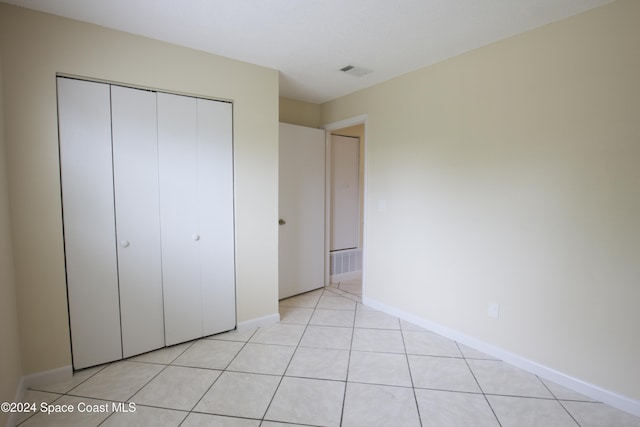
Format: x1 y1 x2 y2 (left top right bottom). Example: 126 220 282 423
539 377 582 426
23 281 638 426
260 288 325 422
338 295 358 427
457 341 503 427
184 329 258 418
400 327 424 427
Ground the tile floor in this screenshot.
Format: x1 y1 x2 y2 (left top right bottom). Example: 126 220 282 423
15 277 640 427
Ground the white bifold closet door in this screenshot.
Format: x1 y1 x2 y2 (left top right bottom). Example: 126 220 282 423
59 78 235 368
111 85 164 358
158 93 235 346
58 78 122 369
196 98 236 337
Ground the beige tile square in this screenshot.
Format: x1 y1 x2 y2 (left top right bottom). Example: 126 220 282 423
415 389 499 427
540 378 598 402
101 405 187 426
348 351 412 387
351 328 404 353
310 308 355 327
409 355 481 392
354 311 400 329
279 291 322 308
285 347 350 381
194 371 280 418
131 366 220 410
356 303 377 311
68 361 164 401
129 342 192 365
227 343 295 375
457 343 500 360
299 325 353 350
279 307 314 324
207 328 257 343
342 382 421 427
402 330 461 357
261 422 309 427
265 377 345 427
172 339 243 369
317 295 357 310
400 319 428 331
181 413 261 426
339 281 362 296
467 359 553 398
249 323 305 346
346 295 362 303
561 401 640 427
487 395 578 427
324 287 346 296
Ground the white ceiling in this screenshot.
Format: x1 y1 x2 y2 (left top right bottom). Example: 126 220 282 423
4 0 613 104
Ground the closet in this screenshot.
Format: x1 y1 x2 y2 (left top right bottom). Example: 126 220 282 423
57 77 235 369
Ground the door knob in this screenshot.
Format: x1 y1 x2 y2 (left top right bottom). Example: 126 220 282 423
120 240 130 248
192 234 200 241
279 219 286 225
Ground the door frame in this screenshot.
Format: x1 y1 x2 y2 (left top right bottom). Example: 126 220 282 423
322 114 368 293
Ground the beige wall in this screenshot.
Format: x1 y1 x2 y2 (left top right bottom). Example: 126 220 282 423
0 4 279 375
0 53 24 427
322 0 640 401
280 97 322 128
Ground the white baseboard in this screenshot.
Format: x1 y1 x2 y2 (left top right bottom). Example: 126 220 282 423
21 364 73 390
6 376 24 427
5 365 73 427
363 295 640 418
237 312 280 332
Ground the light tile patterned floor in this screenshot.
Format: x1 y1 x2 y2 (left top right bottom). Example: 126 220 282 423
16 280 640 427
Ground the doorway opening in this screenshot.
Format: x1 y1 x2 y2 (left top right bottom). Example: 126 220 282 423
323 115 367 298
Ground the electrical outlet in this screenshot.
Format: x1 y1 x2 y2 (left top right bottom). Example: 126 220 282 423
488 303 500 319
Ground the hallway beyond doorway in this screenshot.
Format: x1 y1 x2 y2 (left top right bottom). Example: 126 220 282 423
328 273 362 300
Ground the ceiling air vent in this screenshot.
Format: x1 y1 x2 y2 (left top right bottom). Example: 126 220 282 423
339 65 371 77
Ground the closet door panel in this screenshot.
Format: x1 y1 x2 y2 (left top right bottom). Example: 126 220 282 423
158 93 202 345
57 78 122 369
197 99 236 335
111 86 164 357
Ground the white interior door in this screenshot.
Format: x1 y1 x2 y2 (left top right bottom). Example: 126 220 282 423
111 85 165 357
330 135 360 251
58 77 122 369
158 92 201 345
279 123 325 299
197 98 236 336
